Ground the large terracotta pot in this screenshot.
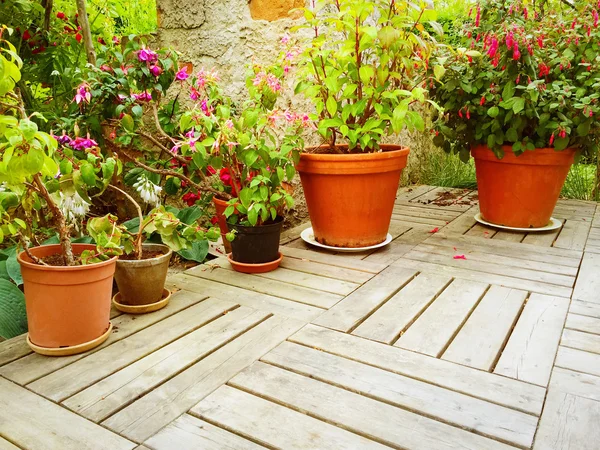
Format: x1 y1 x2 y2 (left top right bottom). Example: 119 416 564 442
297 144 409 248
18 244 116 351
213 197 232 253
472 145 576 228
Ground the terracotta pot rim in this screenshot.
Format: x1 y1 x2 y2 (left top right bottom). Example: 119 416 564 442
212 196 229 205
302 145 409 161
116 243 172 268
227 251 283 269
472 145 576 165
18 243 118 271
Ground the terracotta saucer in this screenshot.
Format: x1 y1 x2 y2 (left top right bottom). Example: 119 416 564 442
227 252 283 273
27 322 113 357
112 288 171 314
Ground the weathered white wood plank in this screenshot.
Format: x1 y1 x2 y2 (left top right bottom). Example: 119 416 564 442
438 206 480 235
352 272 452 344
573 252 600 303
280 223 310 245
185 266 343 309
493 230 525 242
0 438 19 450
143 414 265 450
404 249 575 287
393 257 573 298
553 220 591 251
561 329 600 355
262 343 537 448
555 346 600 377
442 287 527 371
533 391 600 450
312 266 418 333
465 223 496 239
521 223 563 247
63 308 268 422
549 367 600 402
395 279 488 356
0 377 135 450
169 274 323 322
28 298 237 402
396 184 438 201
494 294 569 386
363 225 433 265
102 315 304 444
280 255 373 283
192 385 389 450
289 324 545 415
0 334 31 367
390 213 449 227
565 313 600 335
0 290 210 385
392 203 461 221
280 246 387 273
410 187 473 212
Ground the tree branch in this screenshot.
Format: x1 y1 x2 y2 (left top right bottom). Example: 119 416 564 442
107 184 144 259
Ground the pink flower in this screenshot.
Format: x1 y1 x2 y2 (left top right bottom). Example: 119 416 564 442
475 6 480 27
225 119 234 129
70 136 98 151
200 99 211 116
513 43 521 60
594 10 599 28
137 48 157 62
112 36 120 44
175 68 189 81
190 87 200 101
486 37 499 58
453 255 467 260
281 33 290 45
150 65 163 77
549 133 555 145
429 227 439 233
74 83 91 104
132 92 152 102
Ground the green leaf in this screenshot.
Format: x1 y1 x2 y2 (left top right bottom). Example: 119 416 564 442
239 188 252 208
177 206 202 225
502 82 515 101
512 98 525 114
6 249 22 286
121 114 134 132
554 137 570 151
286 164 295 181
577 121 591 137
80 163 96 187
487 107 499 118
177 240 209 263
19 119 37 141
0 279 27 339
326 96 337 116
131 105 143 118
506 128 518 142
247 206 258 226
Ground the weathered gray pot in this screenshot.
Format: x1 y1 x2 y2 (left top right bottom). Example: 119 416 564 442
114 243 172 306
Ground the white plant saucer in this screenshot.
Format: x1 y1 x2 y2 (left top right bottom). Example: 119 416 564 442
474 213 562 232
300 227 393 252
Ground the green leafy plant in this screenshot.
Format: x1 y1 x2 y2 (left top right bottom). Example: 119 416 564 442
294 0 444 153
431 0 600 160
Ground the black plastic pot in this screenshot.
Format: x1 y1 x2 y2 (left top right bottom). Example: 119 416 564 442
228 217 284 264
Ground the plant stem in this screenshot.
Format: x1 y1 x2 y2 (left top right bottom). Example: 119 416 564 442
75 0 96 65
18 233 48 265
107 184 144 259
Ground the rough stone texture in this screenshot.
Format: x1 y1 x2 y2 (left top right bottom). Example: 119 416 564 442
157 0 435 227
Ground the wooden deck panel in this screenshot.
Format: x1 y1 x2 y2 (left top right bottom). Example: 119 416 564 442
0 185 598 449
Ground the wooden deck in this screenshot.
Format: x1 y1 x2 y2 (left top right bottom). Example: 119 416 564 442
2 184 600 449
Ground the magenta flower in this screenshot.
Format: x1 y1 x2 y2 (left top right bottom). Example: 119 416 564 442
70 137 98 151
74 83 91 104
175 68 189 81
150 65 163 77
190 87 200 101
137 48 158 62
132 92 152 102
225 119 234 129
281 34 290 45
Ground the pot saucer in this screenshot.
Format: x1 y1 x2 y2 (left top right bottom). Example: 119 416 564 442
112 289 171 314
300 227 393 252
474 213 562 232
27 322 113 356
227 252 283 273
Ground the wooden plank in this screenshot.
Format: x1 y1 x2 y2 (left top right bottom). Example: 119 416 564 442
395 279 488 356
279 223 309 245
28 298 238 402
494 294 570 386
555 346 600 377
465 223 496 239
0 290 210 385
63 308 268 422
561 329 600 355
0 377 135 450
169 274 323 322
521 226 562 247
363 225 432 265
549 367 600 402
102 315 304 444
280 246 387 273
573 252 600 303
415 243 577 276
390 213 448 227
192 385 389 450
393 257 573 298
533 391 600 450
396 184 438 201
437 206 479 235
352 272 452 344
442 286 527 371
185 266 343 309
493 230 525 243
0 438 19 450
569 299 600 318
410 187 473 211
262 343 537 448
404 249 575 287
144 414 265 450
208 256 359 296
290 324 546 415
565 313 600 335
392 203 461 221
0 334 31 367
280 254 373 283
312 266 418 333
553 220 591 251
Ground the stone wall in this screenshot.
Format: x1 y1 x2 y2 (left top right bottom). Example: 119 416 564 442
156 0 436 225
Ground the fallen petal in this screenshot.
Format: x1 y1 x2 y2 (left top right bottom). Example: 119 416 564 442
453 255 467 260
429 227 440 233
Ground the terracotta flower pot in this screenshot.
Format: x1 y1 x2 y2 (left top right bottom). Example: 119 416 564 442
297 144 410 248
472 145 576 228
113 243 172 306
18 244 116 351
213 197 232 253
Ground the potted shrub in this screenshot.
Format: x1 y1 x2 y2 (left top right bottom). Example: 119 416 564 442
431 0 600 228
293 0 444 247
0 44 121 355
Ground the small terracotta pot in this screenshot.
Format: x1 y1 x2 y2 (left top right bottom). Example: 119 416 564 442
18 244 116 350
297 145 409 248
213 197 232 253
113 243 172 306
473 145 576 228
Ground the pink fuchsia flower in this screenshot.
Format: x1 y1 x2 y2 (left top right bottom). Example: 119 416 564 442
225 141 239 150
112 36 120 44
70 136 98 151
281 33 290 45
594 10 599 28
132 92 152 102
189 87 200 101
175 68 190 81
74 83 91 104
475 6 480 27
195 68 219 90
225 119 234 129
486 37 499 58
55 133 72 145
512 43 521 60
137 48 158 62
200 99 212 116
150 65 163 77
